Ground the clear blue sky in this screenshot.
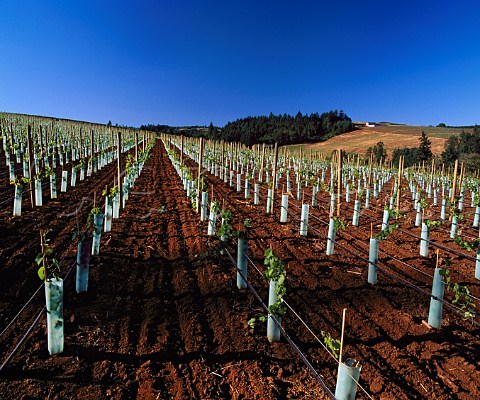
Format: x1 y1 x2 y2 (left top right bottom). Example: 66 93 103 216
1 0 479 127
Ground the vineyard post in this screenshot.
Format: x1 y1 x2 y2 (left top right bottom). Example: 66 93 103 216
457 166 464 212
300 201 309 236
197 137 204 213
39 125 45 170
335 308 362 399
27 125 35 209
109 127 113 155
91 128 95 162
135 130 139 162
336 149 342 217
117 131 123 210
9 122 14 156
259 143 266 181
326 217 336 255
430 159 435 192
476 229 480 280
367 153 373 188
339 308 346 364
428 251 445 328
458 161 465 197
368 232 379 284
449 159 459 221
396 155 403 214
79 127 84 161
213 140 216 170
420 221 430 257
237 237 248 289
364 153 373 209
269 142 279 214
180 135 184 165
221 140 225 172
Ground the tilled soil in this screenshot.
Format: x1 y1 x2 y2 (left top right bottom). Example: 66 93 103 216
0 139 479 399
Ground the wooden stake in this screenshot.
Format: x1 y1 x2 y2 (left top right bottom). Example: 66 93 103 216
91 129 95 167
260 143 266 180
79 127 83 160
117 131 123 210
451 159 459 204
26 125 35 209
337 149 342 217
270 142 279 213
449 159 459 221
197 137 204 213
396 155 403 213
180 135 184 164
339 308 347 365
135 130 139 162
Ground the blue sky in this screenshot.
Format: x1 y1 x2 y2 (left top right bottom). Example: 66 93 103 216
1 0 479 127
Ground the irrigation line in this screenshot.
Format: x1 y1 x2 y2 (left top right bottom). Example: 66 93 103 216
223 249 337 400
282 299 374 400
169 147 339 395
0 255 76 340
175 148 480 325
174 150 376 399
0 239 81 372
0 306 44 373
324 196 479 262
305 221 480 327
303 208 435 280
256 192 480 324
230 240 374 400
0 242 77 340
194 159 477 306
279 189 479 269
0 283 45 339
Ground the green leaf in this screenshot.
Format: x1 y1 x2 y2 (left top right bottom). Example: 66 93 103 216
35 253 43 266
37 266 45 280
277 274 285 287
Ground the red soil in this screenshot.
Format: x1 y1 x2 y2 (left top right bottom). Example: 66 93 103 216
0 140 478 399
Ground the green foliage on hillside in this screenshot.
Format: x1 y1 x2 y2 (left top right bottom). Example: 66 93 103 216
218 110 354 146
442 126 480 171
366 141 387 164
141 110 354 146
391 131 433 167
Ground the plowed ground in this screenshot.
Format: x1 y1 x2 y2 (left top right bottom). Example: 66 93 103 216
0 139 479 399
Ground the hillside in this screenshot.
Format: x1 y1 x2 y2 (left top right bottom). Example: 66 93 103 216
293 124 471 158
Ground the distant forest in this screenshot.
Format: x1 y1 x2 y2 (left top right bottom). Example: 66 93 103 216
442 126 480 171
141 110 354 146
367 126 480 172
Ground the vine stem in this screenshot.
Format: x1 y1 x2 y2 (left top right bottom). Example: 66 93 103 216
40 230 47 282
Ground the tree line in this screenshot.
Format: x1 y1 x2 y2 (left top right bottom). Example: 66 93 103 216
367 126 480 172
441 126 480 171
217 110 353 146
366 131 433 167
141 110 354 146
